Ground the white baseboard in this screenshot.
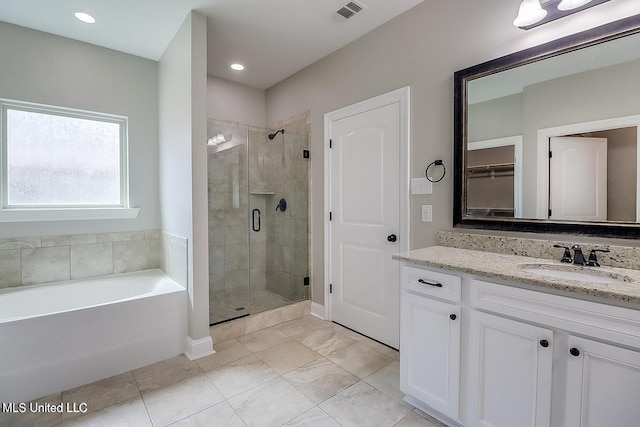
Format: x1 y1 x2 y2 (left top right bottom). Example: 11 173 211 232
310 302 325 320
184 335 215 360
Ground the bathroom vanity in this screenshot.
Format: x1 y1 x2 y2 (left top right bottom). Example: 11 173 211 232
394 246 640 427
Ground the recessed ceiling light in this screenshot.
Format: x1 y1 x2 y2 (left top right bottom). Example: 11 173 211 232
75 11 96 24
230 63 245 71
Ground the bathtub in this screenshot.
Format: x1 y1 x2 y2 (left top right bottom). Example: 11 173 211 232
0 269 187 403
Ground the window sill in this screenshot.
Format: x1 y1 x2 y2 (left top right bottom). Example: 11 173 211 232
0 208 140 223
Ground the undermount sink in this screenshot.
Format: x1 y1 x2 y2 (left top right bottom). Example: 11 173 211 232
518 263 632 285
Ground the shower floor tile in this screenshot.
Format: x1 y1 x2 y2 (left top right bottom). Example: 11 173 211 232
9 316 446 427
209 288 295 324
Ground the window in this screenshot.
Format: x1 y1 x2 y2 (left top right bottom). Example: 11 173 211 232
0 99 136 221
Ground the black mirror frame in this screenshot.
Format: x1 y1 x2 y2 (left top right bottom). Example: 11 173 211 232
454 14 640 239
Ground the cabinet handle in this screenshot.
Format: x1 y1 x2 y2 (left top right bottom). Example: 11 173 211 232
539 339 549 348
450 314 457 321
418 279 443 288
569 347 581 357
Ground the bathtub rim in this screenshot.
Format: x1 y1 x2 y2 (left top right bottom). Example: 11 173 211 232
0 268 185 324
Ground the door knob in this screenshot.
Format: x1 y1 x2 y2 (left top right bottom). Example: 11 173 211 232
387 234 397 242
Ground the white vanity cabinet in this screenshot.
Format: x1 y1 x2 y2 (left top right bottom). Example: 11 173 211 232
467 311 553 427
400 265 462 421
564 336 640 427
399 262 640 427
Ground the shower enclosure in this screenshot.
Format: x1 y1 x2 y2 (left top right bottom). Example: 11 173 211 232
207 119 310 324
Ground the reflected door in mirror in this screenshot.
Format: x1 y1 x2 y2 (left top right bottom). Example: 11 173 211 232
549 136 607 221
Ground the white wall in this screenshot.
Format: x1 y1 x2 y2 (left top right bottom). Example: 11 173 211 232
468 94 523 142
207 76 266 128
0 22 159 238
264 0 640 305
159 11 211 353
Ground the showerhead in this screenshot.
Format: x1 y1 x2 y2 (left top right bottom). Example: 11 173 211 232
268 129 285 140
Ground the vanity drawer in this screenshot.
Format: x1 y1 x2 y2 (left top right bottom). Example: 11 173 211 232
470 279 640 349
402 265 461 303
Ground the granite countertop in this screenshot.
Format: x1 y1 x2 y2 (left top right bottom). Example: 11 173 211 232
393 246 640 305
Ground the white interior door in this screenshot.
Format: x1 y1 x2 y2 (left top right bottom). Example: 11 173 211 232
549 136 607 221
328 100 402 348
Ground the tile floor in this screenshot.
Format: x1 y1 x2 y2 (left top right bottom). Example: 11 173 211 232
2 315 445 427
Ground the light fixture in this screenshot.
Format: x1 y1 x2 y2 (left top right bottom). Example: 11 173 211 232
514 0 610 30
230 63 245 71
558 0 593 10
513 0 547 28
207 133 232 146
74 11 96 24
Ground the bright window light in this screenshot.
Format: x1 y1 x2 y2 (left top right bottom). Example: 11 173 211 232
1 100 127 208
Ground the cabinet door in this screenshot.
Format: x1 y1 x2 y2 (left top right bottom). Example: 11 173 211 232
468 311 553 427
400 292 461 420
564 336 640 427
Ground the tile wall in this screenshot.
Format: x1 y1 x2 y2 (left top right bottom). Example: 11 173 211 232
160 232 188 287
0 230 188 289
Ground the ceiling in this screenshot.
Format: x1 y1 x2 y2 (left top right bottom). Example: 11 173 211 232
0 0 424 89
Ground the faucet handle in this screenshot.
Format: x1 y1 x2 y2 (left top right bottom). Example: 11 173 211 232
586 246 610 267
553 244 572 263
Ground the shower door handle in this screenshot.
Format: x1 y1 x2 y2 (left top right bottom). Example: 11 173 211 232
252 209 261 232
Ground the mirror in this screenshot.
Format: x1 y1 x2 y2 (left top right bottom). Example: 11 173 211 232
454 15 640 239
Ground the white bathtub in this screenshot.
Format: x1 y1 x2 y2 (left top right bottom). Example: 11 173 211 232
0 269 187 403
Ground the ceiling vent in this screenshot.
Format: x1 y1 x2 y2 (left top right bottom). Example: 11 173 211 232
331 1 366 23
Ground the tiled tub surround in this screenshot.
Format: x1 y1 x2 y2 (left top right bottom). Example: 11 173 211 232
437 231 640 270
393 246 640 304
1 314 445 427
0 230 187 289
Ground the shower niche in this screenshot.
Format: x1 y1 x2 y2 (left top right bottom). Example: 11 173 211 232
207 119 310 324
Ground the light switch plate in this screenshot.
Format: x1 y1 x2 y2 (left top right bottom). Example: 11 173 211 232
422 205 433 222
411 178 432 195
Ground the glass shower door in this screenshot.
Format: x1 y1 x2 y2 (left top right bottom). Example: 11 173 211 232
207 121 310 325
248 128 309 313
207 120 250 324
